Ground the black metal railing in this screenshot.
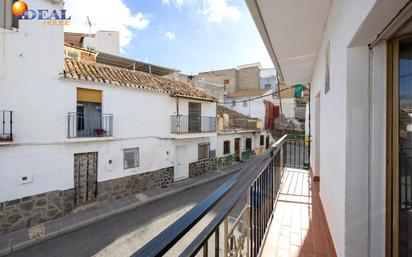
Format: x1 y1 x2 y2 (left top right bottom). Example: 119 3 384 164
171 115 216 133
131 135 287 257
400 147 412 210
67 112 113 138
0 110 13 142
284 134 310 169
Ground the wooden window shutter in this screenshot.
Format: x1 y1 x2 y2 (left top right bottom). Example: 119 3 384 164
77 88 102 103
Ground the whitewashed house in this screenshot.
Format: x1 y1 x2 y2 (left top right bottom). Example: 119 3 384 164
0 0 216 235
223 88 279 131
216 106 273 168
247 0 412 256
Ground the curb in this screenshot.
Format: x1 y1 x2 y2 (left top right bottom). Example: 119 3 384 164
1 167 241 256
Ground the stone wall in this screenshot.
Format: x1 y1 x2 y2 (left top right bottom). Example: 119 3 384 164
0 189 74 235
189 158 217 178
97 167 174 202
0 167 173 235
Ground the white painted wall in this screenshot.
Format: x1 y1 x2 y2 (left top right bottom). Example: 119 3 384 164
224 94 273 123
272 98 295 118
216 130 273 158
0 0 216 202
308 1 401 256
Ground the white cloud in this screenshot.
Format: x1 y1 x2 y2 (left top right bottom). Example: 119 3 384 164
164 31 176 40
163 0 192 10
64 0 149 48
200 0 241 23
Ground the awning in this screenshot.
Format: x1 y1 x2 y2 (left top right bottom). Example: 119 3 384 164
246 0 332 85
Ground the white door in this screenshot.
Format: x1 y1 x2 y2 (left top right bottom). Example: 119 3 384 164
175 145 189 181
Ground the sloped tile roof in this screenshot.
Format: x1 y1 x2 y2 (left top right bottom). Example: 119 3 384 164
62 58 216 101
228 88 271 97
217 105 258 120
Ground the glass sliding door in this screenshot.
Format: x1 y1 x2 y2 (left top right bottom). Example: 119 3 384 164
389 34 412 257
399 37 412 257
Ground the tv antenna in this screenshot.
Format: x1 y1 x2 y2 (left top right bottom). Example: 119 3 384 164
86 16 94 38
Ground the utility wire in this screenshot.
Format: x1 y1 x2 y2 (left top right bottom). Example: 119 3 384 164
217 83 303 104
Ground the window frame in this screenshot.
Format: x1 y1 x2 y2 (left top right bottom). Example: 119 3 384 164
223 140 230 155
198 143 210 160
245 138 252 151
123 147 140 169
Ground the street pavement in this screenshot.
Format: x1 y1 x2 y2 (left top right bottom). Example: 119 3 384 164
7 175 234 257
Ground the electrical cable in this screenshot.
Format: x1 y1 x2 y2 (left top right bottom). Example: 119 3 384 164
216 83 304 104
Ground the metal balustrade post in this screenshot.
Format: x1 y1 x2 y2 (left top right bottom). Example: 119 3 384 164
224 217 228 257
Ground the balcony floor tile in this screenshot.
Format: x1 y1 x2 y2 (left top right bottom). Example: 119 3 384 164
261 168 337 257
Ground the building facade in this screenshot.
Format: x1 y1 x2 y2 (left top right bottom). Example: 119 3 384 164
216 106 273 168
0 0 216 235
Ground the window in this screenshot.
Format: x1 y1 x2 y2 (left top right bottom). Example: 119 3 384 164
264 83 271 88
260 135 264 146
1 0 19 30
124 148 139 169
245 138 252 151
223 140 230 155
198 143 210 160
232 100 236 107
243 101 248 107
189 102 201 133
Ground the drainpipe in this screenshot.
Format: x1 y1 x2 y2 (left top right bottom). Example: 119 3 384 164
176 97 179 116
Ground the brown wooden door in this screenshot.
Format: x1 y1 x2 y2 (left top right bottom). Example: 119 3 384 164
74 152 98 206
235 138 240 161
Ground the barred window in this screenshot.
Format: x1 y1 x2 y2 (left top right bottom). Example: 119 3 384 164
124 148 139 169
223 140 230 155
198 143 210 160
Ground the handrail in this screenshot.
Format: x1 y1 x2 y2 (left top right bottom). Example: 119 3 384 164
131 136 287 257
179 149 279 257
131 153 269 257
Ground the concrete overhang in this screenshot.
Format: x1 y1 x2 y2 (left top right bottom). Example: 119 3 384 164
245 0 331 85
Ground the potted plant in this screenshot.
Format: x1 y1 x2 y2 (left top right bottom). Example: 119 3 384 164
94 129 106 137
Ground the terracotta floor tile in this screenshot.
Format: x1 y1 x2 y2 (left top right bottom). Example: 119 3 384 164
260 168 337 257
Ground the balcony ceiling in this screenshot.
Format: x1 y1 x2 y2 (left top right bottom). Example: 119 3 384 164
247 0 332 85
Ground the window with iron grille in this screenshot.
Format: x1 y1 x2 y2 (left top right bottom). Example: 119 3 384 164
124 148 139 169
260 135 264 146
246 138 252 151
223 140 230 155
189 102 201 133
198 143 210 160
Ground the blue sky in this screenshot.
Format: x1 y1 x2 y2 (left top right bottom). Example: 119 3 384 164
64 0 273 74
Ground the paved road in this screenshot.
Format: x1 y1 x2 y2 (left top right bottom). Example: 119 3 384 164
7 151 274 257
7 175 235 257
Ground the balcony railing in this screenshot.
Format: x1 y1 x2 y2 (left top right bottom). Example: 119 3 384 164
0 110 13 142
67 112 113 138
132 135 288 257
171 115 216 133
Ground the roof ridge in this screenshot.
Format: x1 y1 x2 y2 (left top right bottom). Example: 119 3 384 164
62 57 216 101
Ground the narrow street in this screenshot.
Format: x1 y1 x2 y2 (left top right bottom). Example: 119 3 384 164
7 175 235 257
